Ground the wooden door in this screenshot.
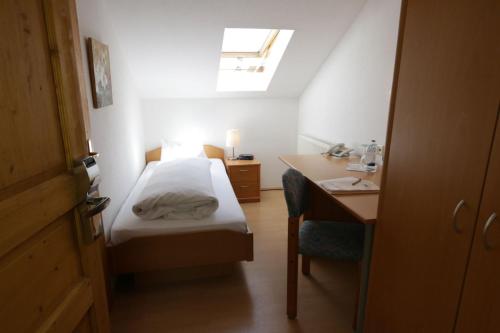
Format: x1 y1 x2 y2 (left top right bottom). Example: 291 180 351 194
364 0 500 332
455 110 500 333
0 0 110 332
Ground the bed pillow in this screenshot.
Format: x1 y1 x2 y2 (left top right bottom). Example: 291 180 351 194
160 140 207 162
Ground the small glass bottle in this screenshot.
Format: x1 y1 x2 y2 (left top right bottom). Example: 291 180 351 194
361 140 378 170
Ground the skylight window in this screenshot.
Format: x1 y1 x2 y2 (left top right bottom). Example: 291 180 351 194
216 28 294 92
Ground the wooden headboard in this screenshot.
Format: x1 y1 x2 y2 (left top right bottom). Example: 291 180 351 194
145 144 225 163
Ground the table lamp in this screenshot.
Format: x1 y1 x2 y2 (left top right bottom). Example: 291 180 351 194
226 129 240 160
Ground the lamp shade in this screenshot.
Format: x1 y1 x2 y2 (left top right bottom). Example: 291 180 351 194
226 129 240 147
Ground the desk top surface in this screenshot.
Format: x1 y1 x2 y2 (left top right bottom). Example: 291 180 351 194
279 154 381 224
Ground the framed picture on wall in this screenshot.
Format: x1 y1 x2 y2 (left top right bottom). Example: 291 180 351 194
86 37 113 108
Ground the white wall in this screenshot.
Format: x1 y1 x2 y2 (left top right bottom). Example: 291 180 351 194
74 0 399 234
298 0 401 150
142 99 298 188
77 0 145 238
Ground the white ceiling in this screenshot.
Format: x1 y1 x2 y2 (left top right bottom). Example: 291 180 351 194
104 0 365 99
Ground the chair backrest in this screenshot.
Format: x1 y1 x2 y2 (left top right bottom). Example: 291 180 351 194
282 168 307 218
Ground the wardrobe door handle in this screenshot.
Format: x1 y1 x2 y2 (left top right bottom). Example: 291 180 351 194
452 200 466 233
482 212 497 250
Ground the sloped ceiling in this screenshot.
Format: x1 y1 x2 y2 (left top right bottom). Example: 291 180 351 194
104 0 365 99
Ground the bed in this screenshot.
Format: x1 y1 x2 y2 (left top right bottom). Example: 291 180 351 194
108 145 254 274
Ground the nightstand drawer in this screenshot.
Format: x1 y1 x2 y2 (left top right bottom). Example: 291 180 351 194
225 159 260 203
232 182 260 199
229 165 259 182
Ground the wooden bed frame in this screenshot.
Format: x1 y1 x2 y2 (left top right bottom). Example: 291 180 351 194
108 145 254 275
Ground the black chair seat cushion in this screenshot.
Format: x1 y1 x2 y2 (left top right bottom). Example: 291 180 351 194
299 220 365 261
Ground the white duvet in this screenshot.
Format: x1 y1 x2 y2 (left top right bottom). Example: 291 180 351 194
110 159 246 245
132 158 219 220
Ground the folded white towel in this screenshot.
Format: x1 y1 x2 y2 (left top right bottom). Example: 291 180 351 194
132 158 219 220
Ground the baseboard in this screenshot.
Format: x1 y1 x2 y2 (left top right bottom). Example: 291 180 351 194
261 187 282 191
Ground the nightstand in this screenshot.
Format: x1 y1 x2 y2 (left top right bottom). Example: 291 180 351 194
225 159 261 203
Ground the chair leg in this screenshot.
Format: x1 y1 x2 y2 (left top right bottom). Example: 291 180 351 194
352 284 360 330
287 217 299 319
352 262 362 330
301 255 311 276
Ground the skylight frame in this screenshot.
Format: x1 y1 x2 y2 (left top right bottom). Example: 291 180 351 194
220 29 279 59
216 28 294 92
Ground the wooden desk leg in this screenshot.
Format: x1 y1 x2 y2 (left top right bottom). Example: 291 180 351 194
287 216 299 319
356 224 375 333
301 255 311 276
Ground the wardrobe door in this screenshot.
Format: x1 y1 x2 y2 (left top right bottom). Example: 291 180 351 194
364 0 500 332
455 112 500 333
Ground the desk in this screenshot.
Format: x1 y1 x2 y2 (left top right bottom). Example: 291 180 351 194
279 154 380 333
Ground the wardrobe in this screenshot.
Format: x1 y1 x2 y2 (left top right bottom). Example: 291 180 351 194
364 0 500 332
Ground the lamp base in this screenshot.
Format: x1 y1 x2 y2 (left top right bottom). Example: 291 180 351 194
227 147 237 160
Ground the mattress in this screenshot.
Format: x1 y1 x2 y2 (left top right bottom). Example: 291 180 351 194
110 159 248 245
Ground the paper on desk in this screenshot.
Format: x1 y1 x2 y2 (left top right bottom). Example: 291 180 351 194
317 177 380 195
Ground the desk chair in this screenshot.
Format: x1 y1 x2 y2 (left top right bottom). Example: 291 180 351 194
282 168 365 320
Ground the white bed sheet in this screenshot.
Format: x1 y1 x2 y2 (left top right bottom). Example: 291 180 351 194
110 159 247 245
